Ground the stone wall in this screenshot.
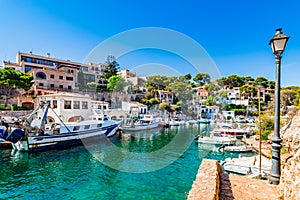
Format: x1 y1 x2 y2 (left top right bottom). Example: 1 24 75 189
0 110 32 118
280 110 300 199
187 159 223 200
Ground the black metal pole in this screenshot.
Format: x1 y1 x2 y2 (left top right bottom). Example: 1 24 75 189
269 55 282 185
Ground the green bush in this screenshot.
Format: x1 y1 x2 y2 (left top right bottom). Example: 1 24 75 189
0 105 31 111
249 110 258 116
0 106 11 110
232 108 247 116
11 105 17 111
262 130 271 140
18 106 30 110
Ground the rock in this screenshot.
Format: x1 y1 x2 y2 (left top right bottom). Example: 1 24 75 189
280 110 300 199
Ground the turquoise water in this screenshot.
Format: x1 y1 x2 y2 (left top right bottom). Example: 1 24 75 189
0 125 255 200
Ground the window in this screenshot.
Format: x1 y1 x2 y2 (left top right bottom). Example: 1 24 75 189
59 76 63 80
97 124 102 128
50 74 54 79
50 84 54 88
67 69 74 74
39 83 44 86
53 100 57 109
68 86 72 90
82 101 88 109
73 101 80 109
73 126 80 131
64 100 72 109
25 65 32 73
25 57 32 62
36 72 46 79
66 76 73 81
59 85 63 89
80 66 88 71
46 100 51 106
84 125 90 130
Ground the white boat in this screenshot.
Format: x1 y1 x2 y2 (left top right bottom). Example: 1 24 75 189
3 102 121 152
122 114 160 132
223 145 253 153
213 124 253 138
221 155 271 177
167 118 186 126
195 131 237 146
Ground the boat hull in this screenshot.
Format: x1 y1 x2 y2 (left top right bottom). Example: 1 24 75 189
224 145 253 153
122 121 160 132
13 123 120 152
197 138 236 146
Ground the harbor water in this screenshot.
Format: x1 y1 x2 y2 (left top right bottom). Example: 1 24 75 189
0 125 255 200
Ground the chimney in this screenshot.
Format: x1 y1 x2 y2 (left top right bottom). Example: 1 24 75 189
47 53 50 58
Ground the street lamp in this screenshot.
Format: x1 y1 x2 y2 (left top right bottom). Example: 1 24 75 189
269 28 289 185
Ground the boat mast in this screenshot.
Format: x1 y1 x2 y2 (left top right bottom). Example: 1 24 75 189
40 103 49 131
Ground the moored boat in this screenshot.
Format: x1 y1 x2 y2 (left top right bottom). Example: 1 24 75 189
223 145 253 153
195 131 237 146
2 99 121 152
121 114 160 132
213 124 253 138
221 155 271 177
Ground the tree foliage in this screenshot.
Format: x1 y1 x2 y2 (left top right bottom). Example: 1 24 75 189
218 90 228 98
225 74 245 88
159 102 172 112
240 85 257 97
107 75 128 92
167 81 192 103
102 55 120 80
193 73 211 86
204 95 218 106
145 75 170 91
0 67 33 106
87 82 99 90
204 83 220 94
281 87 298 107
254 76 268 88
183 73 192 81
77 70 85 90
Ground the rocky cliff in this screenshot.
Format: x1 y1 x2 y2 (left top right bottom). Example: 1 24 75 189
281 110 300 199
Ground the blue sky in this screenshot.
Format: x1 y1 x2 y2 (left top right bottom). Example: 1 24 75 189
0 0 300 86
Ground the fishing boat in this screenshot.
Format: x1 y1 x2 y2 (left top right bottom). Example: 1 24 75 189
3 100 121 152
121 114 160 132
195 131 237 146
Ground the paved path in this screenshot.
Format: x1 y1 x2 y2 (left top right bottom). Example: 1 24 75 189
219 172 281 200
243 136 272 158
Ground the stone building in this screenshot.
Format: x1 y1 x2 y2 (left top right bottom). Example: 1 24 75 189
3 51 106 108
37 93 108 123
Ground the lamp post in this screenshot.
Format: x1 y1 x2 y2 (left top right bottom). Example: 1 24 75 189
269 28 289 185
